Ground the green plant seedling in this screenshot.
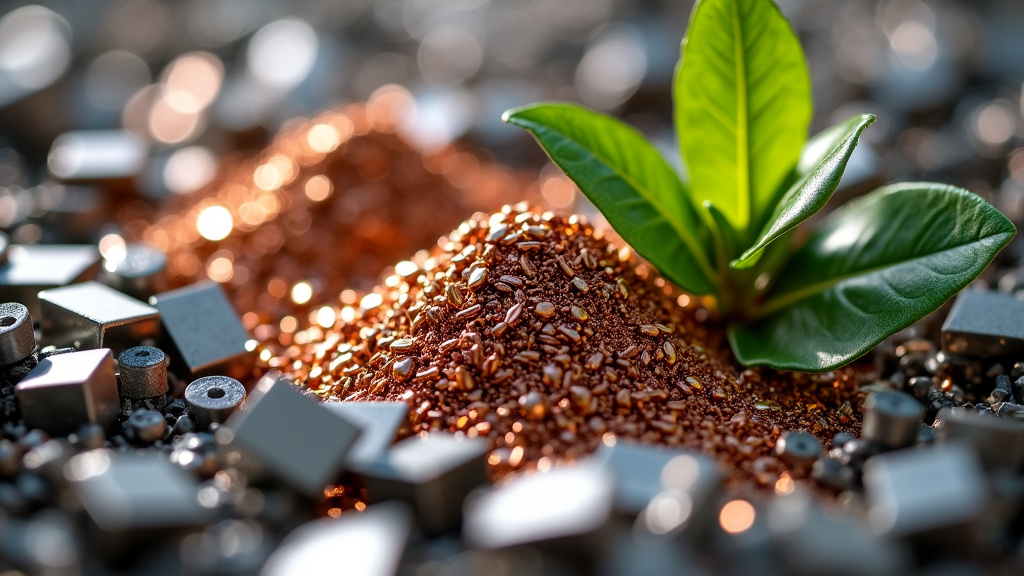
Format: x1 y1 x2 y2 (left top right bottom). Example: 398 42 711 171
503 0 1015 372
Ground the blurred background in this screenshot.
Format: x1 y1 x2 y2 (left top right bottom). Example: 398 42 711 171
0 0 1023 261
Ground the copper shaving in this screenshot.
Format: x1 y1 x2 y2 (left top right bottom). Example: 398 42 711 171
267 205 866 491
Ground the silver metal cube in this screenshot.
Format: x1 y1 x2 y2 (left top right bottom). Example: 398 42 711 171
768 492 910 576
593 439 718 517
864 442 988 547
942 290 1024 359
150 281 253 381
361 432 490 535
15 348 120 436
935 407 1024 472
463 464 615 560
220 374 362 499
262 502 413 576
636 451 723 542
66 450 208 560
0 244 100 319
324 401 410 471
38 281 159 355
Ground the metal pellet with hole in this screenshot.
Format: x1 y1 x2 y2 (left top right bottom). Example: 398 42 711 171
118 346 168 414
184 375 246 429
0 301 35 365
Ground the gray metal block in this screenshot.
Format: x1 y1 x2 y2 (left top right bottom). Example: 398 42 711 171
863 443 988 544
221 375 362 499
592 440 717 517
463 464 614 560
149 281 253 381
942 290 1024 359
101 242 167 301
935 407 1024 471
185 375 246 428
768 492 910 576
0 301 34 365
862 391 923 449
38 281 159 356
48 130 146 182
262 502 413 576
362 433 489 535
15 348 120 436
0 244 100 319
323 401 410 471
67 450 208 533
635 451 723 540
597 525 703 576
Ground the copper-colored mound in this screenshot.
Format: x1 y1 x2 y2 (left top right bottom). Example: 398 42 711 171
271 205 865 489
121 92 542 327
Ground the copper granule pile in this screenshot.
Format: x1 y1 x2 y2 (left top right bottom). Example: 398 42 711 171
120 89 545 326
271 205 865 490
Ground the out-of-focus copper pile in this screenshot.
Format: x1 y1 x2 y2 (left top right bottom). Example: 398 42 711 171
119 87 549 335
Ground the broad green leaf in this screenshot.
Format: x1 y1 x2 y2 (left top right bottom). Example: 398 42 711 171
503 103 718 295
731 113 876 269
675 0 811 236
730 183 1016 371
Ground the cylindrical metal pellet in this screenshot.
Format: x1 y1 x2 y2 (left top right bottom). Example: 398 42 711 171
74 423 105 450
185 375 246 429
128 409 167 444
0 439 17 478
0 302 35 365
862 391 923 449
118 346 168 413
776 430 823 469
102 242 167 301
0 231 8 265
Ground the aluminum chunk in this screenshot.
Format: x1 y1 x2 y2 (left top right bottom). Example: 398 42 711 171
362 432 489 535
150 280 253 381
15 348 119 436
38 281 159 356
220 374 362 499
262 502 413 576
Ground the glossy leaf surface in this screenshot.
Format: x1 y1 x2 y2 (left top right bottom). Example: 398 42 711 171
731 113 875 269
675 0 811 235
730 183 1016 371
503 103 717 295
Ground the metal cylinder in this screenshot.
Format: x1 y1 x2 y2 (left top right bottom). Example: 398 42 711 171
0 302 35 365
128 409 167 444
776 430 823 469
118 346 168 410
102 242 167 301
185 375 246 429
862 391 923 449
0 231 8 265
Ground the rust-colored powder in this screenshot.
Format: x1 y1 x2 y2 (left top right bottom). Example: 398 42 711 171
270 205 865 490
122 92 544 328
